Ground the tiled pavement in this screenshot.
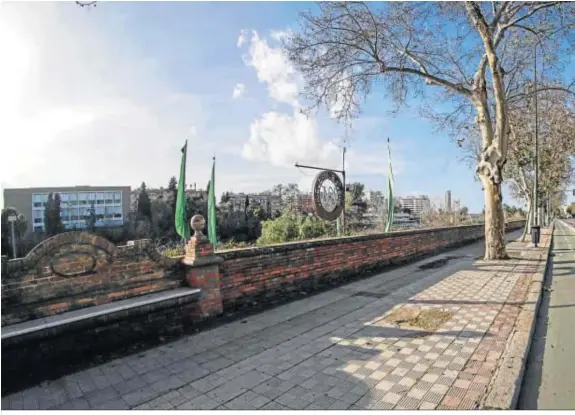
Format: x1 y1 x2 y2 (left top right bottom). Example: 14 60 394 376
1 228 550 410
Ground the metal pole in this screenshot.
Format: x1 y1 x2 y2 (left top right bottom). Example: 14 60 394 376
534 43 539 227
10 220 17 259
342 146 346 234
530 43 539 229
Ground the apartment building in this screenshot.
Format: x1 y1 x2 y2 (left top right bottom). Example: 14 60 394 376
398 195 431 217
228 193 282 216
3 186 131 234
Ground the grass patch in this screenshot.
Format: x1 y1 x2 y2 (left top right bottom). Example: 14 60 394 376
385 307 453 332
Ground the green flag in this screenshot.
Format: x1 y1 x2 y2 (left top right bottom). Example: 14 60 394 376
384 138 394 233
175 140 190 240
207 157 217 248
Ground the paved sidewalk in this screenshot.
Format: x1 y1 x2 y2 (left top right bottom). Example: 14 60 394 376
1 228 551 410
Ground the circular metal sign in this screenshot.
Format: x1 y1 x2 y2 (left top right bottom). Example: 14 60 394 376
312 170 345 221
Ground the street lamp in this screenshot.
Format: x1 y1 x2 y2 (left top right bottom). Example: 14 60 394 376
520 27 544 240
7 214 24 259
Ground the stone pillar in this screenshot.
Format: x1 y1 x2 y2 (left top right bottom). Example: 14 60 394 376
182 215 223 320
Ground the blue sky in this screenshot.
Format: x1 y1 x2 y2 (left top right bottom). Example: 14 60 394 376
4 1 565 212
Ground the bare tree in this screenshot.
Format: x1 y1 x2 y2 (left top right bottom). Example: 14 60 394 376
284 1 574 259
506 89 575 238
462 87 575 239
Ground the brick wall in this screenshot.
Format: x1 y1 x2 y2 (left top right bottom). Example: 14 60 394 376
2 222 526 328
1 232 184 326
218 221 526 311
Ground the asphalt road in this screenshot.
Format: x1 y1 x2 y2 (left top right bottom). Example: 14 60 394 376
518 220 575 410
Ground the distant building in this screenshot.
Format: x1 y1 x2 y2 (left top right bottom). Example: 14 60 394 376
298 193 314 213
227 193 281 216
3 186 131 234
398 195 431 217
365 190 386 207
452 199 461 212
445 190 452 212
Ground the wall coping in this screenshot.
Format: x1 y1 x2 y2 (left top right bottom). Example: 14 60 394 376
217 220 525 260
1 287 201 340
1 221 526 272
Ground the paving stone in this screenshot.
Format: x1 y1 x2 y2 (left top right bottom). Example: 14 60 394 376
262 401 290 410
177 394 220 410
274 391 298 407
85 386 120 408
177 384 203 400
338 390 363 405
423 391 446 404
205 381 249 404
327 399 351 410
93 398 130 409
113 376 148 396
121 386 158 407
149 375 186 394
225 391 271 410
54 398 91 410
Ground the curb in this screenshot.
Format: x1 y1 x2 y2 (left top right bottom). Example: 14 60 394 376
481 222 555 410
482 222 555 410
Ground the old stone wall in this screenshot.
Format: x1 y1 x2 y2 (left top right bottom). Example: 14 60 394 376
1 232 183 326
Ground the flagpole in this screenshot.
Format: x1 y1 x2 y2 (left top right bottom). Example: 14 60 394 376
175 139 191 244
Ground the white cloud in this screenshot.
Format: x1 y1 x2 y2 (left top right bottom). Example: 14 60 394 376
232 83 247 99
240 30 341 171
236 29 248 48
242 110 341 169
239 30 395 180
242 30 301 107
270 29 291 42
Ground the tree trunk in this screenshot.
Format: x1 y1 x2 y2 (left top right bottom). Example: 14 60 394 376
521 197 532 242
482 178 509 260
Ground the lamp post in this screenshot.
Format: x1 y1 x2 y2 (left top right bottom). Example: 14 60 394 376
533 41 540 229
521 28 543 230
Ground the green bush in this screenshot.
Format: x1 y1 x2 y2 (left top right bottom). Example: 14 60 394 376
257 213 300 245
299 216 330 240
257 212 337 245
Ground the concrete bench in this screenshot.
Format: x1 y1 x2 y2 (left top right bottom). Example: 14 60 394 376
1 287 201 346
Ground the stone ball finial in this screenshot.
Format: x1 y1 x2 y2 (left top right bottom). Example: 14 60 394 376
190 215 206 238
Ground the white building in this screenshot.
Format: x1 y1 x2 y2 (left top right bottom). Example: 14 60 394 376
398 195 431 217
3 186 130 234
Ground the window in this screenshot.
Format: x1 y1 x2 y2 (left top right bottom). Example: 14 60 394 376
33 210 43 224
33 226 43 232
114 192 122 204
105 192 114 204
32 194 44 208
69 193 78 205
109 206 122 219
79 193 88 205
60 209 70 221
